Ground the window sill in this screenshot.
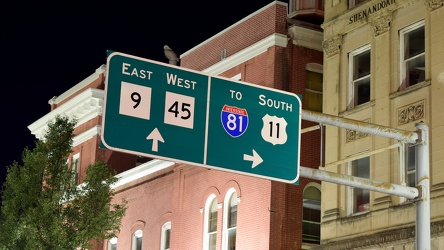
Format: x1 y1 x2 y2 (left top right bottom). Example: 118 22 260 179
340 100 375 116
390 80 431 99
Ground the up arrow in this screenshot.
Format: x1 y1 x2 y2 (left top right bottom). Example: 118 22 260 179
243 149 263 168
146 128 164 152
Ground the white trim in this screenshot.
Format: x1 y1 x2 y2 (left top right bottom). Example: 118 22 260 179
288 25 323 51
399 20 425 89
111 159 175 189
348 44 371 108
72 126 101 147
201 34 288 76
28 88 104 140
49 65 105 105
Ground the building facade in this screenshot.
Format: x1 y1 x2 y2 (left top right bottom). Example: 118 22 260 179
319 0 444 248
28 1 325 249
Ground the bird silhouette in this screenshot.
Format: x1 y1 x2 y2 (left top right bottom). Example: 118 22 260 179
164 45 179 65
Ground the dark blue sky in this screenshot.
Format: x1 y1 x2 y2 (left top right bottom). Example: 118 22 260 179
1 1 279 201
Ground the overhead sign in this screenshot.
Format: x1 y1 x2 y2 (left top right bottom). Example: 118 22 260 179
102 51 302 183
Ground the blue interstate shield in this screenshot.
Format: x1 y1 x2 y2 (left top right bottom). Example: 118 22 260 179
221 105 249 137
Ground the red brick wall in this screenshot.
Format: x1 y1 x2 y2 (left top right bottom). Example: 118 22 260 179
180 3 288 72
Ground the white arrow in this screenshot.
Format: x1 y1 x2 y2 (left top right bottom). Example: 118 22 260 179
146 128 164 152
243 149 263 168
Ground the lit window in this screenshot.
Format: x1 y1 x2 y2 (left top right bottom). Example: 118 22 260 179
304 65 323 112
70 153 80 187
203 195 218 250
132 230 143 250
108 237 117 250
405 144 417 188
348 0 366 8
223 189 237 250
399 21 425 90
302 184 321 245
348 45 370 109
160 222 171 250
348 156 370 214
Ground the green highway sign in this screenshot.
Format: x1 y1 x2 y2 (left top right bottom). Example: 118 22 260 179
102 51 301 183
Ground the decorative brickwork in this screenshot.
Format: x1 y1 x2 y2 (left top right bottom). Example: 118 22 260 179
322 35 342 57
397 100 425 126
370 13 392 36
425 0 444 11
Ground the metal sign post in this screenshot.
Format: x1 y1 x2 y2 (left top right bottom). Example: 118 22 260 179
300 110 430 249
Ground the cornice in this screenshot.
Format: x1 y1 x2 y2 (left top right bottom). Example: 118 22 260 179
28 88 104 140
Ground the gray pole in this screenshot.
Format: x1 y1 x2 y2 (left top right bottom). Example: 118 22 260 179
415 122 430 249
300 109 429 248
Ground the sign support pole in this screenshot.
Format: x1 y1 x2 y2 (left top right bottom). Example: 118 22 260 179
300 110 430 249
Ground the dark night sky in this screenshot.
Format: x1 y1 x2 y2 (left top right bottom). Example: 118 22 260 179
0 1 280 201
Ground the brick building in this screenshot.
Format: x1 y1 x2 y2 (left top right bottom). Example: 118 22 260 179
28 1 324 249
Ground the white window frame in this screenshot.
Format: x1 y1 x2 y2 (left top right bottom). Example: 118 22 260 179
346 155 370 215
348 44 371 109
71 153 80 186
108 237 117 250
222 188 238 250
132 229 143 250
160 222 171 250
203 194 218 250
399 20 425 90
302 183 321 245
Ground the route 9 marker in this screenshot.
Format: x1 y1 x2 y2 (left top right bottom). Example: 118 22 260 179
102 51 301 183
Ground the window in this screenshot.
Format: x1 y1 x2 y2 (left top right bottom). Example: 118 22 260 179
203 195 218 250
108 237 117 250
348 156 370 214
348 0 366 8
405 144 417 188
302 184 321 245
400 21 425 90
223 189 237 250
348 45 370 109
160 222 171 250
132 230 143 250
304 64 323 112
70 153 80 187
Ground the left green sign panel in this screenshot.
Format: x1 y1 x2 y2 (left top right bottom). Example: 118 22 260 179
102 51 210 164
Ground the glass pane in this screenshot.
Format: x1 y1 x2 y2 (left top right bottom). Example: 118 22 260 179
209 233 217 250
404 26 425 59
352 157 369 179
136 237 142 250
227 228 236 250
352 157 370 213
164 229 170 249
353 50 370 80
405 55 425 86
354 77 370 106
209 199 218 232
354 188 370 213
228 194 237 228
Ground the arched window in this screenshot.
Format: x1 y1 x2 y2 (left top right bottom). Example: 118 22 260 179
108 237 117 250
223 188 237 250
132 229 143 250
203 194 218 250
160 222 171 250
302 183 321 245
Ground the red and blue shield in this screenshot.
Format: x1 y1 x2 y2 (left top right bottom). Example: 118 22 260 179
221 105 248 137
